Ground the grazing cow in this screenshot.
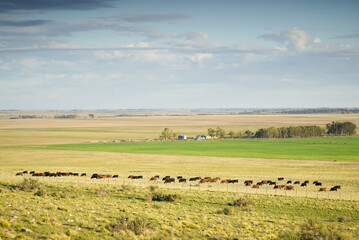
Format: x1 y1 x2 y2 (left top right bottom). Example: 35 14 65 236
274 185 286 189
252 184 260 189
261 180 268 184
189 177 197 181
128 175 134 179
278 177 284 181
303 180 309 184
330 186 341 191
177 176 183 179
15 172 23 176
199 179 208 184
287 180 292 184
81 173 86 177
319 188 327 192
150 177 158 181
73 173 79 176
315 182 322 186
221 179 230 184
228 179 238 184
300 182 308 187
269 181 276 185
30 171 35 174
91 174 98 179
294 181 300 184
164 178 175 183
179 178 187 183
112 175 119 178
244 180 253 186
313 181 318 184
154 175 160 178
256 182 262 186
285 185 294 191
210 178 219 183
22 171 28 174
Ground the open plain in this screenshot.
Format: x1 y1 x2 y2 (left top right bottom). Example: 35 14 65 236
1 113 359 239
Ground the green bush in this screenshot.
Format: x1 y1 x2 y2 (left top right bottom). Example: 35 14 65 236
107 214 154 235
279 219 354 240
16 179 43 191
230 197 252 207
151 193 181 202
216 207 233 215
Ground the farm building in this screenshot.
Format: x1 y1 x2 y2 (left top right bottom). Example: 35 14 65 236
178 135 187 140
195 135 209 140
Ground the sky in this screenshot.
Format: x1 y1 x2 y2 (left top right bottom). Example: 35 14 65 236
0 0 358 109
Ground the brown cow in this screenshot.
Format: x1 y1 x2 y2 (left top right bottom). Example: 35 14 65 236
150 176 158 181
319 188 327 192
244 180 253 186
252 184 260 189
199 179 208 184
285 185 294 191
15 172 23 176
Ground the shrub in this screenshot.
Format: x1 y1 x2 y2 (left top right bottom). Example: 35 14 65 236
216 207 233 215
337 216 351 222
16 179 43 192
230 197 252 207
34 188 47 197
151 193 181 202
107 214 154 235
279 219 353 240
148 185 159 192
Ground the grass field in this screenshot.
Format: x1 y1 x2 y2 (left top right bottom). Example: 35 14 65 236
26 136 359 161
1 114 359 239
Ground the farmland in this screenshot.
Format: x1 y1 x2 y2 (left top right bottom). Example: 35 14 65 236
26 136 359 161
1 114 359 239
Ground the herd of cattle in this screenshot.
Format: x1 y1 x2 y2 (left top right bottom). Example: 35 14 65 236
15 171 341 192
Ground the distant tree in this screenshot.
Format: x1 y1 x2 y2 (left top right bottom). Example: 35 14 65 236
216 127 226 139
266 127 279 138
326 121 356 136
159 128 176 140
89 114 95 119
237 131 242 138
208 128 216 138
228 131 235 138
254 129 265 138
245 130 253 138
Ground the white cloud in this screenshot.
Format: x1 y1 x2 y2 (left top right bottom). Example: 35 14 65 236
137 42 149 48
260 27 310 51
19 58 45 69
313 38 321 44
94 50 125 59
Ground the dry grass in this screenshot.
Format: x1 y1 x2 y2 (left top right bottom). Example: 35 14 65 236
1 114 359 129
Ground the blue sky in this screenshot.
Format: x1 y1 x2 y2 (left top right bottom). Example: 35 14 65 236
0 0 358 109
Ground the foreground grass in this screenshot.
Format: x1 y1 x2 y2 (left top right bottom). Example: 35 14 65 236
1 180 358 239
25 136 359 161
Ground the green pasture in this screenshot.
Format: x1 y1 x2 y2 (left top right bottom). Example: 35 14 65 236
26 136 359 161
1 181 359 239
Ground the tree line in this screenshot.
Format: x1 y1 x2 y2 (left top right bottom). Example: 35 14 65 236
159 121 356 140
208 121 356 139
54 115 78 119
